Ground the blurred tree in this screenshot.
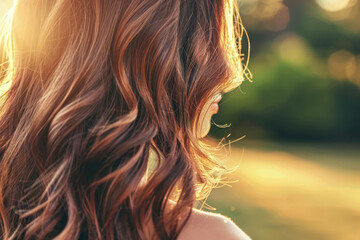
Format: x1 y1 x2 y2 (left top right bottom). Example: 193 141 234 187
211 0 360 142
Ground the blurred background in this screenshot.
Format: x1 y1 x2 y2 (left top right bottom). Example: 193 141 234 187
1 0 359 239
208 0 360 240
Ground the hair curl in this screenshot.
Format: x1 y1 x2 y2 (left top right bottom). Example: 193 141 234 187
0 0 247 239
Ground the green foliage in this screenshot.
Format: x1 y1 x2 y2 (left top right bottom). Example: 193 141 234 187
212 52 360 141
211 1 360 142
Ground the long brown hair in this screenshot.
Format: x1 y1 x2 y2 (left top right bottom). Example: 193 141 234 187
0 0 247 239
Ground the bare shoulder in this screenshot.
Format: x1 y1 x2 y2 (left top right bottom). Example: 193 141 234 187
177 208 252 240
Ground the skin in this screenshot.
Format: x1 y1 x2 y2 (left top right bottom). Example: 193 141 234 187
145 200 251 240
177 208 252 240
198 92 223 138
183 94 252 240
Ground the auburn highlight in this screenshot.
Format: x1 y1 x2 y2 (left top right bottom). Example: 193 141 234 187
0 0 247 239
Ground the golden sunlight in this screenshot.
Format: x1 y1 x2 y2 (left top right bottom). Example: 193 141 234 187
315 0 356 12
0 1 12 19
221 146 360 240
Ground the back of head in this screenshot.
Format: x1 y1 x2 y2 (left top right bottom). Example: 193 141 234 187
0 0 246 239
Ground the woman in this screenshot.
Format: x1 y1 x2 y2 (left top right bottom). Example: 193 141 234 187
0 0 251 239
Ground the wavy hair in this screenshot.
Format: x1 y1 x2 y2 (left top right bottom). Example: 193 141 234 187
0 0 248 239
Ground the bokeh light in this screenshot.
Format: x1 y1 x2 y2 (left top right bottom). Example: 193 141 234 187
315 0 356 12
238 0 290 31
273 33 312 66
328 50 360 85
263 5 290 32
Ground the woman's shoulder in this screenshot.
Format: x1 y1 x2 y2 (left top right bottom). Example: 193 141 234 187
177 208 252 240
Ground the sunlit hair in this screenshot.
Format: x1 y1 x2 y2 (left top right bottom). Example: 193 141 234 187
0 0 249 239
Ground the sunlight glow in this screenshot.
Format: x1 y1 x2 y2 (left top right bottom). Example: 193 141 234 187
0 1 12 19
226 146 360 240
315 0 355 12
